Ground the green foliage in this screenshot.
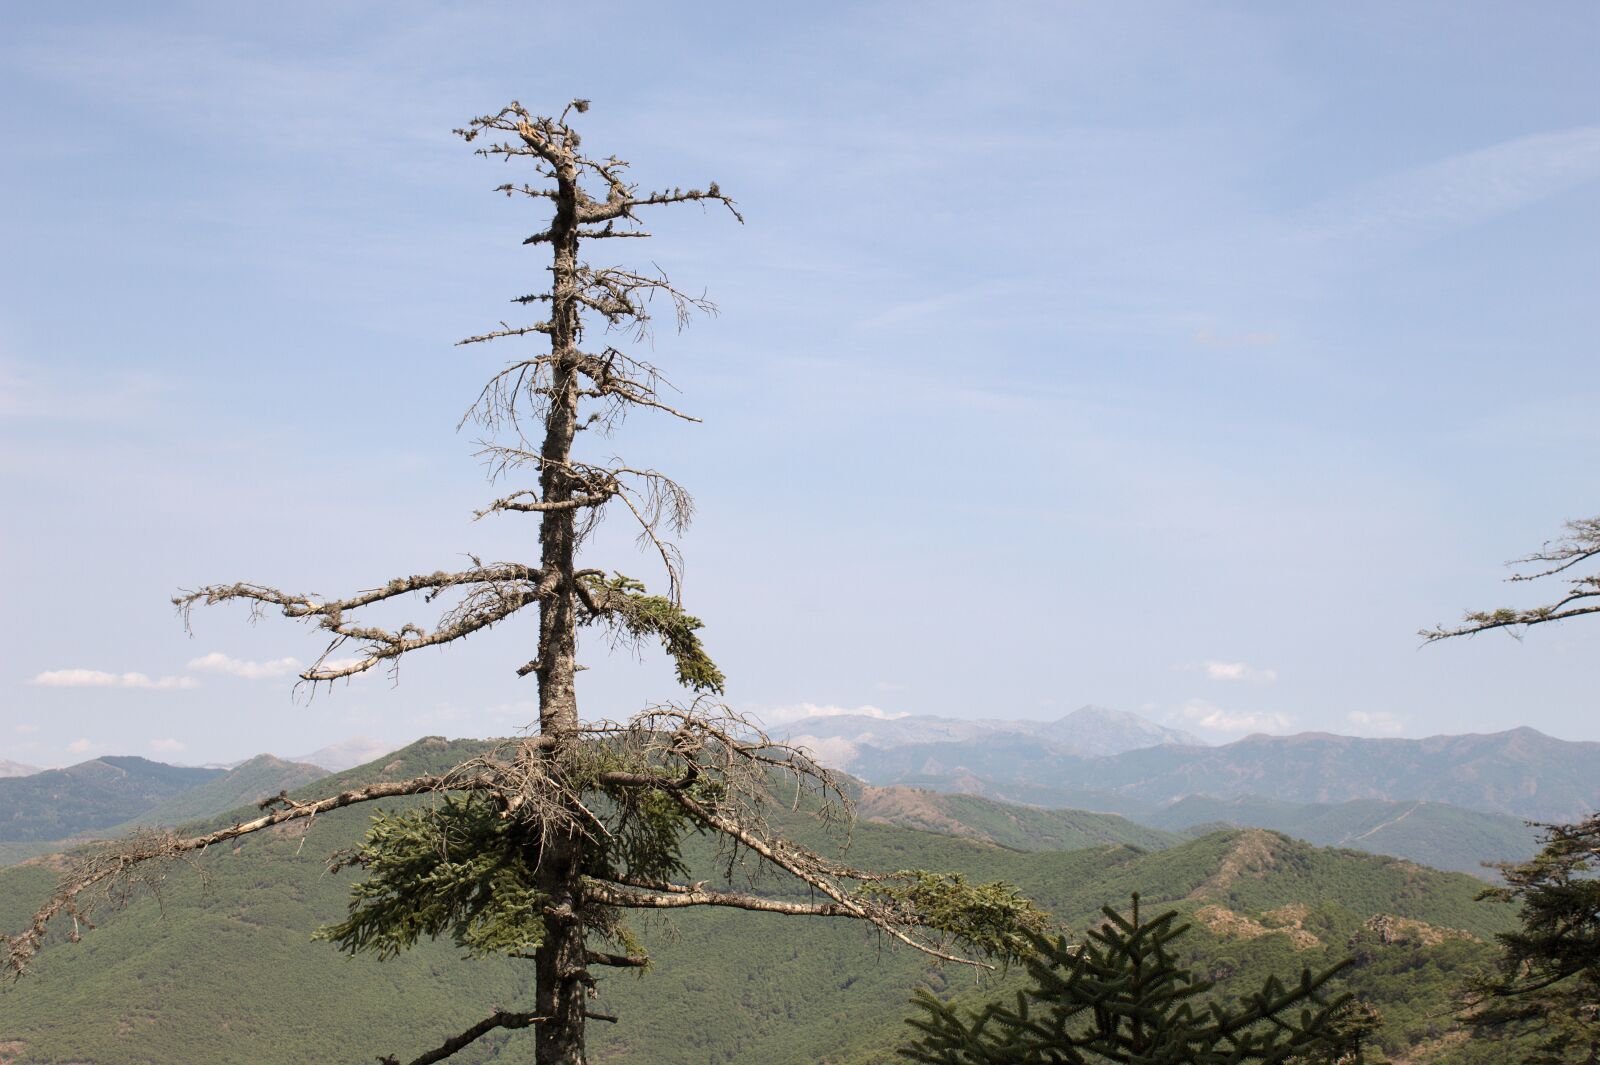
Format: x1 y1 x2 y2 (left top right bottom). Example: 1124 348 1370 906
898 895 1353 1064
581 573 726 693
861 872 1052 961
1466 813 1600 1062
0 739 1530 1065
315 795 549 959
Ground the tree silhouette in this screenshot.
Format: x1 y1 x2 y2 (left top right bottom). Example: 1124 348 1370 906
898 895 1358 1064
4 100 1048 1065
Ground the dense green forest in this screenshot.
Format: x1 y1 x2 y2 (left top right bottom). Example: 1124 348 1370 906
0 738 1527 1064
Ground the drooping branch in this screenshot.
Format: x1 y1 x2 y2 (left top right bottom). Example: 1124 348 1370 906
577 577 724 691
174 562 548 681
4 770 492 978
578 702 1046 967
585 878 854 917
1423 515 1600 640
378 1009 546 1065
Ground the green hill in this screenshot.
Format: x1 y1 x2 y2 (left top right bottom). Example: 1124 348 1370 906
108 755 330 832
0 736 1521 1065
0 756 334 868
1142 795 1541 877
854 784 1182 852
0 758 224 843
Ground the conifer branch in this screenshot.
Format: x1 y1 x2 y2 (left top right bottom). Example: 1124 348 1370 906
3 770 493 978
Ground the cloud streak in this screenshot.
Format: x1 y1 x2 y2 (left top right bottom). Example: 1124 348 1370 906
31 669 198 690
755 703 909 726
187 652 302 680
1199 661 1278 684
1176 698 1290 735
1346 710 1405 736
1302 125 1600 247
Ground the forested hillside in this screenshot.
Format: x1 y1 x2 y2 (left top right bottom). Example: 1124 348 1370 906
0 738 1522 1065
0 758 223 843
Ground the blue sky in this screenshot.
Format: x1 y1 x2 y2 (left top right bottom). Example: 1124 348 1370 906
3 1 1598 766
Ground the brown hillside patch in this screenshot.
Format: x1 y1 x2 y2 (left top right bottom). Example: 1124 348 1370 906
1187 829 1280 899
1392 1029 1468 1064
0 1041 26 1065
19 852 75 873
856 786 988 843
1363 914 1479 947
1261 903 1309 926
1194 905 1321 950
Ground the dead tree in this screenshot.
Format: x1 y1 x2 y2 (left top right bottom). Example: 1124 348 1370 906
1422 515 1600 640
1424 514 1600 1058
4 101 1047 1065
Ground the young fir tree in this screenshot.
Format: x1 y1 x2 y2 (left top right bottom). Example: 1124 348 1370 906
898 895 1360 1065
3 100 1048 1065
1467 818 1600 1063
1424 515 1600 1062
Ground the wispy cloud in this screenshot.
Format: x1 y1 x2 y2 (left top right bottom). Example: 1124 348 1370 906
0 355 175 425
14 723 39 735
149 738 186 754
187 652 302 680
1198 661 1278 684
1346 710 1405 736
1191 327 1280 350
1302 125 1600 247
66 738 93 754
31 669 198 690
1176 698 1290 734
756 703 909 726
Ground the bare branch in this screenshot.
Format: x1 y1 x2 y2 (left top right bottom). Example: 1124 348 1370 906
5 771 492 978
174 563 547 682
378 1009 544 1065
586 878 854 917
1423 514 1600 641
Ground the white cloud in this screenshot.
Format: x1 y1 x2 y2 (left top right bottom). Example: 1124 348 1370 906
1175 699 1290 735
66 738 93 754
149 738 187 754
1200 661 1278 684
1304 125 1600 247
1346 711 1405 736
786 735 860 768
757 703 909 726
14 723 40 735
31 669 198 690
187 652 303 680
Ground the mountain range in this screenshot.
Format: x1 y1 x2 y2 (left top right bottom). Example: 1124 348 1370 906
773 704 1204 766
0 760 40 779
0 757 225 843
0 735 1532 1064
3 711 1589 878
796 708 1600 824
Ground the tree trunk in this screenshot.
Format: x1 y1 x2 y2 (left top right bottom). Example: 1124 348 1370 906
533 161 587 1065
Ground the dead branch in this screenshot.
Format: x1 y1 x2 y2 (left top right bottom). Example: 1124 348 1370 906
174 563 547 681
378 1009 545 1065
5 771 492 978
586 878 853 917
1423 514 1600 641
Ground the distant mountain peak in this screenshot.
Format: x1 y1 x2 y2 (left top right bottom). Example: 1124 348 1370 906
285 736 402 773
772 704 1204 769
1037 705 1207 752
